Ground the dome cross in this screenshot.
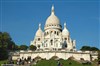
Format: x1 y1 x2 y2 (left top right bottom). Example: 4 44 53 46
51 5 55 14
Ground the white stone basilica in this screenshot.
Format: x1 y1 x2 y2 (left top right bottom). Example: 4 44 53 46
30 5 76 51
12 5 98 61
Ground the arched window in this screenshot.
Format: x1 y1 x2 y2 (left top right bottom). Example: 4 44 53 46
38 38 40 41
54 31 56 34
51 40 53 45
65 38 67 40
47 32 48 35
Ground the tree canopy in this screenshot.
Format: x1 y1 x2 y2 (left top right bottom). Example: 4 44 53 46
19 45 28 50
0 32 19 60
98 50 100 64
0 32 16 50
80 46 99 51
29 45 37 50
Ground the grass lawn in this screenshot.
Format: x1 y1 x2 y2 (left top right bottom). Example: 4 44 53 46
0 59 97 66
33 59 94 66
0 60 7 66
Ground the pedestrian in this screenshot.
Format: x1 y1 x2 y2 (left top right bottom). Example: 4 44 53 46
60 63 63 66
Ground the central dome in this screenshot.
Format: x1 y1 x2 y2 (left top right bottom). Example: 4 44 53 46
45 13 60 25
45 5 60 26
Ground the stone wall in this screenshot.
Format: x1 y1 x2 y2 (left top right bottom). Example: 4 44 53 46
12 51 91 61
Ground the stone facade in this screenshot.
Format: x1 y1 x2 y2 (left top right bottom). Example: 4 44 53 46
12 5 98 61
12 50 98 61
12 51 90 61
30 5 76 51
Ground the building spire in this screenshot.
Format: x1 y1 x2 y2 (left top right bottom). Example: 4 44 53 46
64 22 66 28
39 23 41 29
51 5 54 14
64 22 69 32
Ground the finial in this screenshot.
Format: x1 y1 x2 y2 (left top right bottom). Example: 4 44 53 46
51 4 54 14
64 22 66 28
39 23 41 29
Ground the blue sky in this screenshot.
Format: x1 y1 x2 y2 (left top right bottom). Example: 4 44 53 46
0 0 99 50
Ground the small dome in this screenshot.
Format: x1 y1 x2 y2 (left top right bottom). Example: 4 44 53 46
36 24 43 36
36 29 43 36
45 5 60 26
62 23 69 37
62 28 69 36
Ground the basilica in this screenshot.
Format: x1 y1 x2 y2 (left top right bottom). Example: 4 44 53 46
12 5 98 61
30 5 76 51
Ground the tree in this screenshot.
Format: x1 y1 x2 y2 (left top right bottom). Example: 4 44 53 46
90 47 99 51
80 46 99 51
7 41 15 50
0 32 19 60
20 45 28 50
0 48 8 60
98 50 100 64
0 32 16 50
29 45 37 50
14 45 20 50
80 46 91 51
0 32 11 48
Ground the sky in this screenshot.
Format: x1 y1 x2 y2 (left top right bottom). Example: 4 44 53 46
0 0 99 50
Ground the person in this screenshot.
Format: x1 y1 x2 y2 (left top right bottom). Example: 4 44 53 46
57 60 60 66
58 63 60 66
60 63 63 66
17 58 20 65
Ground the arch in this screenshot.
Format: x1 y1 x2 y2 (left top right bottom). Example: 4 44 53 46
38 38 40 41
51 40 53 45
47 31 49 35
54 31 56 34
65 38 67 40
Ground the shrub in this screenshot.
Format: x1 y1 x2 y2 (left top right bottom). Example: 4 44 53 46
50 56 59 60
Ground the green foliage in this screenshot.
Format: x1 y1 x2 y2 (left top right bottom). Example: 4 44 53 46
98 50 100 62
80 46 99 51
0 48 8 60
80 46 91 51
50 56 58 60
0 32 17 50
29 45 37 50
90 47 99 51
19 45 28 50
0 60 7 66
33 59 93 66
14 45 20 50
0 32 20 60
